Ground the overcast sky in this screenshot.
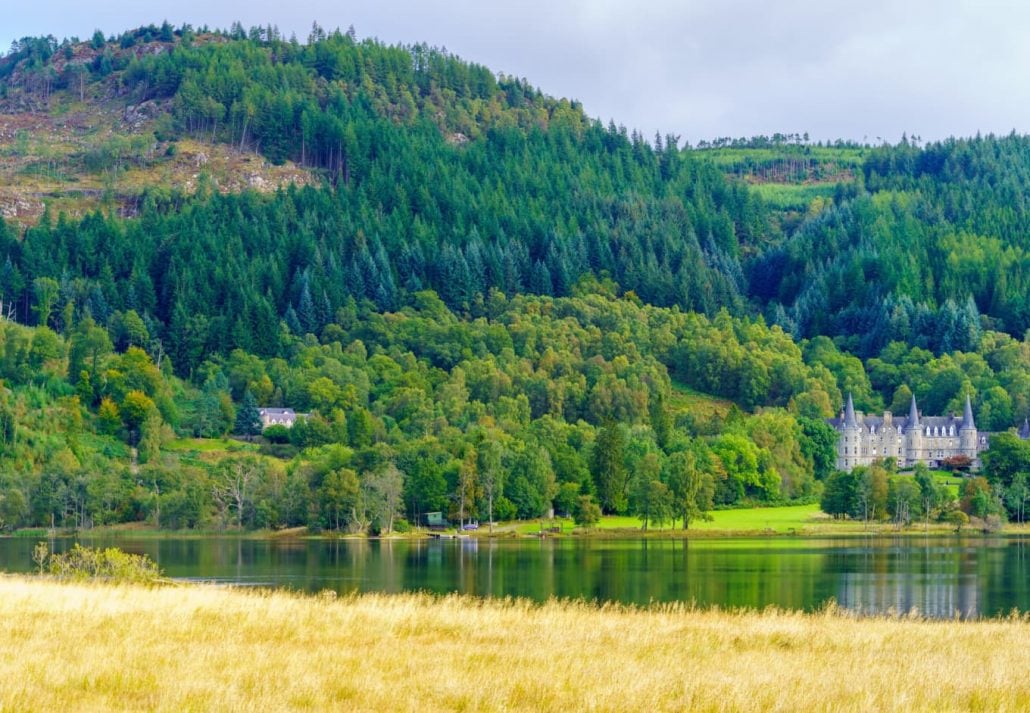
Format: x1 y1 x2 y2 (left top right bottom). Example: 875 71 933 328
7 1 1029 144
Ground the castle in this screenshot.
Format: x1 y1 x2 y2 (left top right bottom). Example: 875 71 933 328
828 393 989 471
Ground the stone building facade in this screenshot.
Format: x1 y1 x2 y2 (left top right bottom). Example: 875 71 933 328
828 393 988 471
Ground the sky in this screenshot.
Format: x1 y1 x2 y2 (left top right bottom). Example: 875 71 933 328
7 0 1030 145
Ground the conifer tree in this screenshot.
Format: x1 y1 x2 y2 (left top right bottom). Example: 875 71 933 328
235 389 262 440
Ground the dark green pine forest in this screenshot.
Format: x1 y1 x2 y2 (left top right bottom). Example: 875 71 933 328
0 22 1028 532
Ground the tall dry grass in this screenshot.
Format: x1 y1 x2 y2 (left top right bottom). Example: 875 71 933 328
0 575 1026 712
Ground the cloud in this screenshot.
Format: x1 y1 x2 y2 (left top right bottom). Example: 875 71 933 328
6 0 1029 142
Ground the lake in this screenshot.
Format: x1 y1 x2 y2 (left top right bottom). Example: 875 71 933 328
1 535 1028 618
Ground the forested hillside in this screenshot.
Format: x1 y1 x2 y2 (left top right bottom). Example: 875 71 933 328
752 135 1030 355
1 22 768 365
1 23 1029 531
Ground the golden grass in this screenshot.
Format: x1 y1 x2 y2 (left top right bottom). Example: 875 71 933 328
0 576 1027 712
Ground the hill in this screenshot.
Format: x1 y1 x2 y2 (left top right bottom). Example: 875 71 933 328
0 23 1028 532
0 25 776 370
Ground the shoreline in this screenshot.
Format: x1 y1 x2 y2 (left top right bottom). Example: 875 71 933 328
5 521 1029 541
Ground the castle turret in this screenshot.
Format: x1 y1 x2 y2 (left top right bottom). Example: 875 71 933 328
844 393 858 428
905 393 923 466
838 393 861 470
959 393 977 459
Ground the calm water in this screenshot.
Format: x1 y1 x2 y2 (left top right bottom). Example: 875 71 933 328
2 535 1028 618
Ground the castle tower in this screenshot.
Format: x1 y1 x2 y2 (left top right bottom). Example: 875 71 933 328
959 393 977 459
838 393 861 470
905 393 923 466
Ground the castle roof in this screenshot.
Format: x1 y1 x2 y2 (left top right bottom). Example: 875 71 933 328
961 394 975 430
827 389 983 436
827 413 964 431
907 394 920 432
843 393 858 428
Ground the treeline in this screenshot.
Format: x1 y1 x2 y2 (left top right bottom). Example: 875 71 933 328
0 289 845 532
822 457 1028 528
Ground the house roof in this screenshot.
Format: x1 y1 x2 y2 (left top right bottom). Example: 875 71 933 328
258 408 296 417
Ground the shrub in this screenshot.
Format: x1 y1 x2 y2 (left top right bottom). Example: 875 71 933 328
47 544 163 583
263 424 290 443
946 510 969 533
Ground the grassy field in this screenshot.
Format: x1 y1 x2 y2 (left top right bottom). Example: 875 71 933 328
513 504 823 535
510 503 1030 538
0 576 1026 712
748 181 839 210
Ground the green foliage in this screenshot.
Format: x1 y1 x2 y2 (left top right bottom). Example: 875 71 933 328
234 390 262 439
960 477 1005 521
591 422 628 514
47 543 163 582
663 448 714 529
887 476 922 526
758 135 1030 355
630 472 674 531
572 495 601 528
1 27 779 374
262 424 290 443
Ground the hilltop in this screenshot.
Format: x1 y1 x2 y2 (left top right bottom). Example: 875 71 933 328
0 27 318 224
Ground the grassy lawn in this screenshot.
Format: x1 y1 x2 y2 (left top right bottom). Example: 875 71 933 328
667 381 735 421
933 471 966 497
1 577 1026 711
511 504 824 535
163 438 258 453
695 503 822 532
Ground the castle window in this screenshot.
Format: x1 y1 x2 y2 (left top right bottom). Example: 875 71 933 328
950 426 955 436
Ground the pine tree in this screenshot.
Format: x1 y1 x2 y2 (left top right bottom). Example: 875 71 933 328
235 389 263 440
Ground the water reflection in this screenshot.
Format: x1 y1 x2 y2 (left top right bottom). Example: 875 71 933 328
0 536 1026 618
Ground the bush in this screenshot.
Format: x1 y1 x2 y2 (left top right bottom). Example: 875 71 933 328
47 544 163 583
946 510 969 533
263 424 290 443
259 442 298 459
